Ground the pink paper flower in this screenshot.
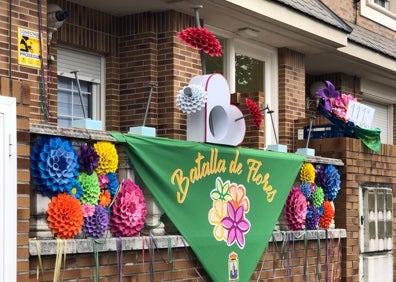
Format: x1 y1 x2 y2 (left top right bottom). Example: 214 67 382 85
284 186 307 230
82 203 95 217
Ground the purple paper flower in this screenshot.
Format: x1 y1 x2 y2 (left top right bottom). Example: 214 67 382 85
221 201 250 249
82 205 109 238
305 204 320 230
31 136 79 197
78 144 99 175
315 81 340 112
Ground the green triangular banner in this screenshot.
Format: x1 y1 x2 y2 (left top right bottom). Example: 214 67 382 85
111 133 305 281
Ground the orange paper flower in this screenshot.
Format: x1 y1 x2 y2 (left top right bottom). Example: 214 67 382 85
47 193 84 239
318 201 335 229
99 190 111 207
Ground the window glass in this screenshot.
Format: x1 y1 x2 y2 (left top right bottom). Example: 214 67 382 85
235 54 264 93
205 38 225 74
57 76 92 127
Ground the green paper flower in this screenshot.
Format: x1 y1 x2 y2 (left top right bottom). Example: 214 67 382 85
78 171 101 205
311 186 325 208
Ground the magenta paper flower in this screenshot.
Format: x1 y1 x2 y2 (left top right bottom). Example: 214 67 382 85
82 203 95 217
98 174 109 189
221 201 250 249
330 93 357 121
284 186 307 230
177 27 223 57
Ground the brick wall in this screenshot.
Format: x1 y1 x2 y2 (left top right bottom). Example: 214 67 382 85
296 137 396 281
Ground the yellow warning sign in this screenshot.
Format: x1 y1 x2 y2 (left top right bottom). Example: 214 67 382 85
18 27 41 69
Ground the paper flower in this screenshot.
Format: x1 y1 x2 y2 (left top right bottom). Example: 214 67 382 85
106 172 119 196
284 187 307 230
31 136 79 197
221 201 250 249
99 190 111 207
78 144 99 175
300 163 315 183
331 93 357 121
94 141 118 174
315 80 340 112
245 98 263 129
47 193 83 239
299 182 312 199
67 178 83 199
311 186 325 208
316 165 341 201
82 203 95 217
305 204 320 230
319 201 335 229
177 27 223 57
78 171 101 205
82 205 109 238
98 174 109 189
176 84 207 114
109 179 147 237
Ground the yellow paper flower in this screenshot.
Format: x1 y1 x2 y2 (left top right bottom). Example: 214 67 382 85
300 162 315 183
94 141 119 174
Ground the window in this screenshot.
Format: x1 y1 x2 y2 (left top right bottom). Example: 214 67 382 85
205 27 278 145
360 0 396 31
57 47 104 128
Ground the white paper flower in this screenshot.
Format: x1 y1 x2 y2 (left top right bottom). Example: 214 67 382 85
176 84 207 114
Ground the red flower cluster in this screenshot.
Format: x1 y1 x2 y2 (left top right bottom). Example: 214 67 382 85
245 98 263 129
177 27 223 57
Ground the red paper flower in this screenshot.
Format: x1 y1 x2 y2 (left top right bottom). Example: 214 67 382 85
318 201 335 229
47 193 84 239
177 27 223 57
245 98 263 129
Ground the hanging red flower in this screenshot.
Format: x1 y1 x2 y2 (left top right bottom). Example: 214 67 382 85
177 27 223 57
245 98 263 129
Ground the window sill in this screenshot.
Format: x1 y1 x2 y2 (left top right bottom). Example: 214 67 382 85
29 229 346 256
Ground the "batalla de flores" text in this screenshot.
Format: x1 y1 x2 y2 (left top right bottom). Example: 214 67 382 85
171 148 277 203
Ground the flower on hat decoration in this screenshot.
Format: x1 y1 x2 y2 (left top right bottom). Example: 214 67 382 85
67 178 83 199
109 179 147 237
315 80 340 112
305 204 320 230
316 165 341 201
82 205 109 238
331 93 357 122
311 186 325 208
99 190 111 207
78 144 99 175
284 186 307 230
78 171 101 205
318 201 335 229
177 27 223 57
31 136 79 197
245 98 263 129
82 203 95 217
300 162 315 183
94 141 118 174
47 193 84 239
176 84 207 114
106 172 119 196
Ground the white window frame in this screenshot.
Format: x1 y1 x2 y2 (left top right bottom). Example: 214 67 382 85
206 25 279 145
57 46 106 127
360 0 396 31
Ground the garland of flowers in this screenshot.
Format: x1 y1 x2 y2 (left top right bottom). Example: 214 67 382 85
284 162 340 230
31 136 146 239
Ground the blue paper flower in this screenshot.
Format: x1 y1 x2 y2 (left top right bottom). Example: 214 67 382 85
106 172 119 196
305 205 320 230
67 178 83 199
299 182 312 198
82 205 109 238
31 136 79 197
316 164 341 201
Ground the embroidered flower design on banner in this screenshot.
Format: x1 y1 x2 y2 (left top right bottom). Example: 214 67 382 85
208 177 250 249
222 202 250 248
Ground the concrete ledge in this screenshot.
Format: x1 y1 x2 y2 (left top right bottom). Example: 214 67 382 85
29 229 346 256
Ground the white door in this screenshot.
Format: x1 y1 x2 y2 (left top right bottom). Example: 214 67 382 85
0 96 17 282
